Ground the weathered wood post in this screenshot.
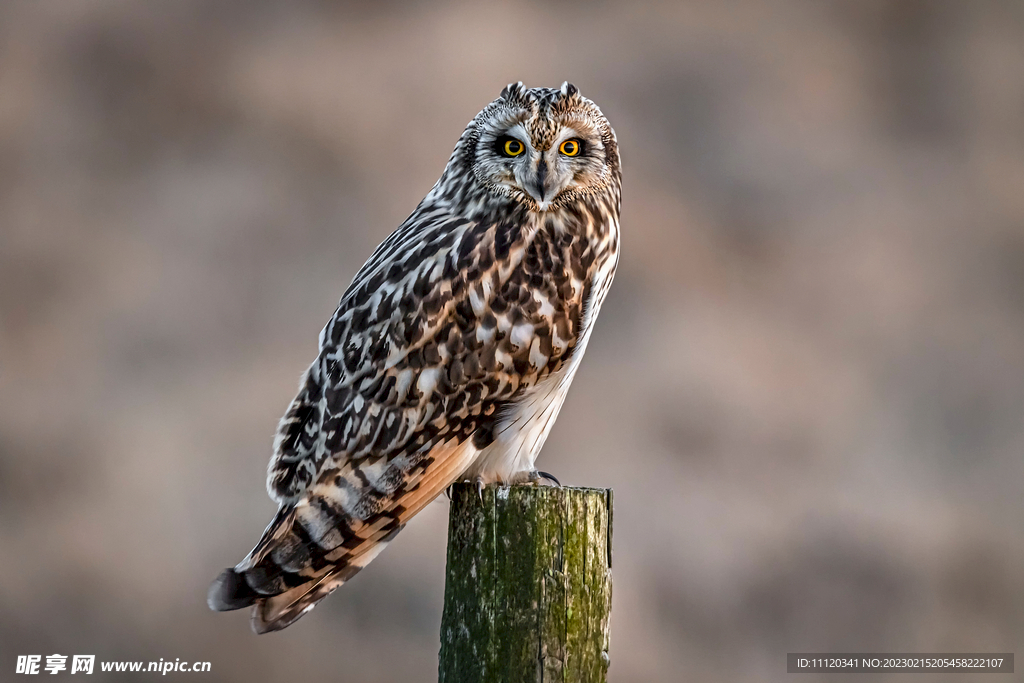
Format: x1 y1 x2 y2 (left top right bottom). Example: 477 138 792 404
439 484 613 683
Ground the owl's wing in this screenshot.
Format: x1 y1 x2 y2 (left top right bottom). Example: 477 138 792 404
209 209 596 632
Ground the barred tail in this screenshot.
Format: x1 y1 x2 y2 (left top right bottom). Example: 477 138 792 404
207 500 404 633
209 438 477 632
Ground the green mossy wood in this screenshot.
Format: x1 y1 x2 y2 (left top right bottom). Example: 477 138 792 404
439 484 613 683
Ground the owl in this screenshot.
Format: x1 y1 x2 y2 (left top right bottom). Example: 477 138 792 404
208 82 621 633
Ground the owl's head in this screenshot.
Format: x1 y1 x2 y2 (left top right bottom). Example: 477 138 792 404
453 82 620 213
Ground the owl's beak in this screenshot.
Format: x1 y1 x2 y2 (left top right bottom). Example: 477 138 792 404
526 157 552 210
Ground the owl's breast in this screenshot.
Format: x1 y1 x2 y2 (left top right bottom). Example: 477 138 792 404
460 216 619 484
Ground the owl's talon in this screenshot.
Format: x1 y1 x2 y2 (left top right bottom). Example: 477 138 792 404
537 471 561 486
475 475 485 501
529 470 561 487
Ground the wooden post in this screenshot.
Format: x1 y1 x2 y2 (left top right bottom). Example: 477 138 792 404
438 484 613 683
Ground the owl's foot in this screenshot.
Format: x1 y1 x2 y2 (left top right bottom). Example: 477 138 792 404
528 470 561 487
443 475 490 500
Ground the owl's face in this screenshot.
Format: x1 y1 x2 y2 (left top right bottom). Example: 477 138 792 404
469 82 619 212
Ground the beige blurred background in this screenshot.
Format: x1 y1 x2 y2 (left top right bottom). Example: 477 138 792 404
2 1 1023 681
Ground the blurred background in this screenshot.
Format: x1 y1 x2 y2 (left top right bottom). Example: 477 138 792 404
2 1 1023 681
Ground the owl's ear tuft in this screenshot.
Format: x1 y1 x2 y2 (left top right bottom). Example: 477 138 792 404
500 81 526 102
560 81 579 98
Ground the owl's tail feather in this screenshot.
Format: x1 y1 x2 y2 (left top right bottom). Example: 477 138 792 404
250 542 388 633
210 439 474 632
207 500 405 633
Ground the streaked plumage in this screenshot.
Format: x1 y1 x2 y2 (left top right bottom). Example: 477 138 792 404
208 82 621 633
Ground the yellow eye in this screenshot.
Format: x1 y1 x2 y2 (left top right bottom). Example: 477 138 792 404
559 139 581 156
503 139 524 156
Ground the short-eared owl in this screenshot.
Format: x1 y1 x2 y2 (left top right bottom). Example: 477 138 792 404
209 82 621 633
